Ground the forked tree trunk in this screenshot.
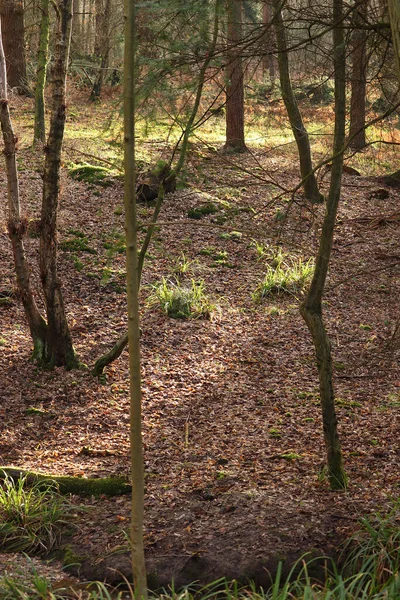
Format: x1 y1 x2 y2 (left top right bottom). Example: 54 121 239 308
223 0 247 153
124 0 148 595
0 0 27 92
0 18 48 358
34 0 50 144
300 0 347 490
348 0 368 149
39 0 78 369
272 1 324 204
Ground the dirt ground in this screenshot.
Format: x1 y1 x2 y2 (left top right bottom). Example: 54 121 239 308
0 94 399 589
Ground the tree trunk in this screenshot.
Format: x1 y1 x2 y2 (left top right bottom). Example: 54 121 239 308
348 0 368 150
0 0 27 92
90 0 111 100
272 0 324 204
124 0 148 595
300 0 347 490
34 0 50 144
223 0 247 153
0 17 48 359
262 0 276 85
39 0 78 369
388 0 400 83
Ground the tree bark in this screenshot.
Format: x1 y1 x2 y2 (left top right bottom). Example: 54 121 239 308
272 0 324 204
388 0 400 83
348 0 368 149
0 17 48 359
0 0 27 92
300 0 347 490
262 0 276 85
223 0 247 153
90 0 111 100
39 0 78 369
124 0 148 595
34 0 50 144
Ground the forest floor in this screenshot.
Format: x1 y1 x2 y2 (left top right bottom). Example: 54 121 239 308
0 88 399 591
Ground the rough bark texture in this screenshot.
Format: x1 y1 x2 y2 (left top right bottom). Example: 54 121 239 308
348 0 368 149
0 17 48 358
300 0 347 490
224 0 247 153
0 0 27 91
34 0 50 143
272 1 324 204
39 0 78 369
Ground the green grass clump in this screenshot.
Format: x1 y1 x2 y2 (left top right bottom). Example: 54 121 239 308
253 258 314 301
68 163 114 187
0 475 73 553
187 202 219 219
60 229 96 254
149 278 214 319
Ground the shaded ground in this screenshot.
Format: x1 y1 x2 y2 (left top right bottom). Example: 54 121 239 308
0 92 399 589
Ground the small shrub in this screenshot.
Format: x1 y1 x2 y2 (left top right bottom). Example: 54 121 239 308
253 258 314 301
149 278 214 319
0 474 74 553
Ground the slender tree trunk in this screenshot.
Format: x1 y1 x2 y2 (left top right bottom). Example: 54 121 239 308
124 0 148 596
0 17 48 358
92 0 222 376
34 0 50 144
272 0 324 204
348 0 368 149
224 0 247 152
39 0 78 369
300 0 347 490
0 0 27 92
388 0 400 83
262 0 276 85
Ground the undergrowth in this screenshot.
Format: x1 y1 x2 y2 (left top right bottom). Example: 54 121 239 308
0 475 75 554
0 503 399 599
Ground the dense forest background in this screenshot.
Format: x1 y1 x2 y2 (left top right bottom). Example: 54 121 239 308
0 0 399 598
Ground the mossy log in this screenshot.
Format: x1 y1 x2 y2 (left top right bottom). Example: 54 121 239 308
0 467 131 496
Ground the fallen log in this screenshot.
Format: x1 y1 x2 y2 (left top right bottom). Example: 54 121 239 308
0 467 131 496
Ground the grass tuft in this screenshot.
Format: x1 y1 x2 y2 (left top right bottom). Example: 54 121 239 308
253 258 314 301
0 474 74 554
149 278 214 320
